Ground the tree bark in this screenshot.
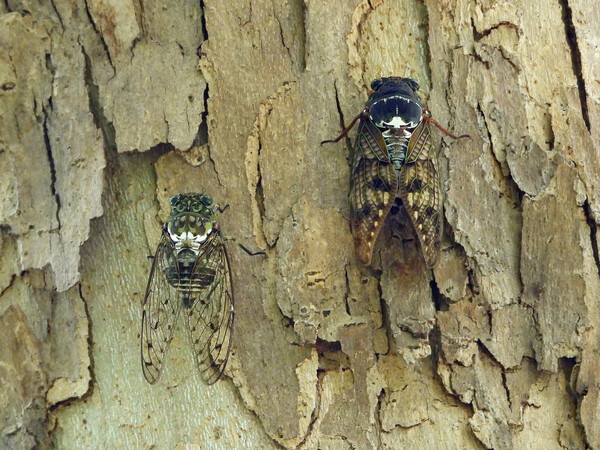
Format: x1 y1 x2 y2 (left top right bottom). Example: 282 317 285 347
1 0 598 448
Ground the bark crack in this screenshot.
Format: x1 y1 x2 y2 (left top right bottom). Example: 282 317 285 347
199 66 224 188
298 0 306 72
199 0 207 40
375 270 394 358
332 80 353 159
343 264 352 316
82 44 117 155
49 283 96 411
476 342 513 418
255 154 266 231
79 282 95 401
269 0 306 73
375 387 385 436
83 0 115 73
251 124 266 231
476 103 525 206
500 370 512 412
476 102 526 300
421 2 432 87
430 277 449 312
1 81 15 91
197 2 224 187
582 200 600 278
162 110 170 143
465 255 481 296
245 82 295 249
40 50 62 233
472 20 519 42
272 2 292 63
42 52 61 230
559 0 590 131
49 0 64 29
42 110 61 230
0 273 17 297
137 0 147 37
228 380 286 450
295 370 323 447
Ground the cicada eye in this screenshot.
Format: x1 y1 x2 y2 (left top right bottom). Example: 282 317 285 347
170 195 179 205
371 78 384 91
200 194 212 206
406 78 420 91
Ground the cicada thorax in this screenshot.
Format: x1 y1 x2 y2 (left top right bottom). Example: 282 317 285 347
380 127 410 171
165 212 218 308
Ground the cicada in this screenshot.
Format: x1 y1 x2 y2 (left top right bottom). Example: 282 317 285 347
323 77 468 266
141 193 234 385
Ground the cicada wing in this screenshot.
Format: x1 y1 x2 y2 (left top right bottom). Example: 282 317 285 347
141 231 182 384
398 121 443 268
184 231 233 385
350 118 398 265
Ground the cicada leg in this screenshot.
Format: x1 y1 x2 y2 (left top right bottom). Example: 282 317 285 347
423 112 470 140
321 110 369 145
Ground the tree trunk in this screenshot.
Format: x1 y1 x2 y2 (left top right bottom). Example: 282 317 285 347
1 0 598 448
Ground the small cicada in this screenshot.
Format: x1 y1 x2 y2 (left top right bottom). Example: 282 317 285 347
323 77 468 266
141 193 234 385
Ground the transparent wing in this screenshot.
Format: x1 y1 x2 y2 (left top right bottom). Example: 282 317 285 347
184 231 233 385
398 121 443 267
140 231 182 384
350 118 398 265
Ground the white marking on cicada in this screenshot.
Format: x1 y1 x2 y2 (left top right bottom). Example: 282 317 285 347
385 116 411 128
372 97 423 129
407 193 414 206
197 228 212 243
378 209 384 217
383 192 390 203
374 221 379 227
170 226 213 254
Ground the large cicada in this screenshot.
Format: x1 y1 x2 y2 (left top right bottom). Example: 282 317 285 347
141 193 234 385
323 77 468 266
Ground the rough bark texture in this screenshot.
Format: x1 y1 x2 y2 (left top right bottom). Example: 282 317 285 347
1 0 598 448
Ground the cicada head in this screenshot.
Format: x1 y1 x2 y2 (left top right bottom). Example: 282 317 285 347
367 77 424 130
167 193 217 254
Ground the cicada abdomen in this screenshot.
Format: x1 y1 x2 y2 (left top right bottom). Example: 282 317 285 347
323 77 469 267
141 193 233 385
